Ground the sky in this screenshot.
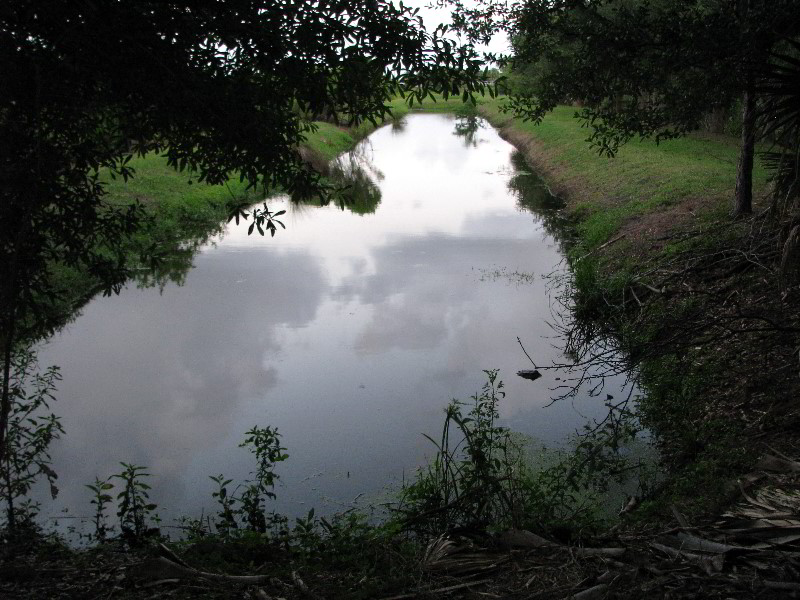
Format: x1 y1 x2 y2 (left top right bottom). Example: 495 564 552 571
394 0 511 57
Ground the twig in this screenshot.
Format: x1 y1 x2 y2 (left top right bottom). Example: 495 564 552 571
571 584 609 600
575 234 626 263
142 578 181 588
629 286 642 307
517 336 537 368
526 583 578 599
573 547 626 558
764 581 800 591
137 556 271 585
635 281 663 295
671 505 691 529
292 570 323 599
158 543 191 569
379 578 493 600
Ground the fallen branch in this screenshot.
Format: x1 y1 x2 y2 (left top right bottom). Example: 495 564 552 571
649 542 724 575
573 547 627 558
130 556 271 585
570 584 609 600
764 581 800 591
292 570 323 600
575 234 626 263
379 578 493 600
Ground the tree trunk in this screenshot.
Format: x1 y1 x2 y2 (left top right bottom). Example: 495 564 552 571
733 83 756 217
706 105 728 134
0 320 15 467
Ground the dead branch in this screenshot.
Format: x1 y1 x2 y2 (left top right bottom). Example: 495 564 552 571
129 556 271 585
575 234 626 263
379 578 493 600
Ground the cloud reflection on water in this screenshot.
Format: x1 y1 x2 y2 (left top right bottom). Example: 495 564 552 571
37 114 627 526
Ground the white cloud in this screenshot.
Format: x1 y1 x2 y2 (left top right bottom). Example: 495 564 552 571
394 0 510 57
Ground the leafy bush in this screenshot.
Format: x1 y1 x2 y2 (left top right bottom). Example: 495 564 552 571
0 350 63 531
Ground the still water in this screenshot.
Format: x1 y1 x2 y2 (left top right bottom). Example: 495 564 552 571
38 114 628 525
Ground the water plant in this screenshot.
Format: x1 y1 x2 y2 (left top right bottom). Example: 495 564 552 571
396 369 529 534
239 424 288 532
395 370 646 538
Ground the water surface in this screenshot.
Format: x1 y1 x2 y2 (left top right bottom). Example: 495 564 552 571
38 114 626 524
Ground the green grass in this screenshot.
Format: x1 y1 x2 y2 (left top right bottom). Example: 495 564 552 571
401 93 486 113
479 101 769 252
102 154 257 236
300 94 484 162
102 94 484 217
303 121 363 163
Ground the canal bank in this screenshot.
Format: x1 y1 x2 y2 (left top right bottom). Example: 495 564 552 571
477 98 799 523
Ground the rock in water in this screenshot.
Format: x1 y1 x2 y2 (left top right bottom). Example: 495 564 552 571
516 369 542 381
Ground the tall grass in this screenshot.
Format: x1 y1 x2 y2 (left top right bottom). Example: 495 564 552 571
394 371 646 538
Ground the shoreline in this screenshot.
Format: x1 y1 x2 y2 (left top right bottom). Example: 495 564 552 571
477 98 798 522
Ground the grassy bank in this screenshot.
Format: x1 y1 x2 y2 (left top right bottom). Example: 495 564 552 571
44 102 421 325
480 102 770 252
101 94 474 220
479 98 798 520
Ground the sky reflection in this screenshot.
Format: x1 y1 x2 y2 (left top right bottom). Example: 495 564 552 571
37 114 630 527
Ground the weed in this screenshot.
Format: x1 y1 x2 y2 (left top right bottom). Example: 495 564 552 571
85 476 114 541
112 462 159 542
0 350 63 531
396 371 648 539
293 508 320 560
207 425 289 537
239 425 288 532
396 370 524 533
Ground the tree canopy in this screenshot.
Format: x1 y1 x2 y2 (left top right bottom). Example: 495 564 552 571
443 0 800 215
0 0 492 460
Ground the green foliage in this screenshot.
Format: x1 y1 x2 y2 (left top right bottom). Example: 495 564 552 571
758 38 800 203
0 0 494 467
630 350 755 518
208 425 289 537
84 477 114 542
0 350 63 531
228 203 286 238
239 425 288 532
209 474 239 537
476 1 791 149
295 511 421 597
396 371 645 537
397 370 521 533
111 463 159 542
